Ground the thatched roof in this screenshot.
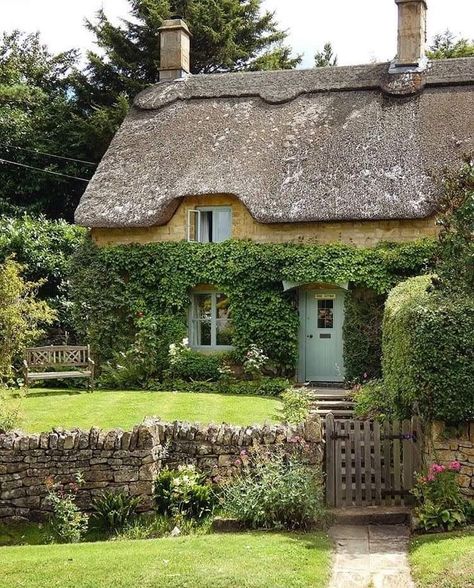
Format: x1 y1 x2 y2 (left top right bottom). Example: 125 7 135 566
75 59 474 228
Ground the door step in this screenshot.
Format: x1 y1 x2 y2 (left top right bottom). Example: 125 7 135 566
313 409 354 418
307 386 355 418
329 506 412 526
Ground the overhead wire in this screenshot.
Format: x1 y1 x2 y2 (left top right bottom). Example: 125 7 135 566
0 158 90 182
0 144 97 167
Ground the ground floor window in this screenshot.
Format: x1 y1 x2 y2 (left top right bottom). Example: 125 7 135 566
190 291 234 349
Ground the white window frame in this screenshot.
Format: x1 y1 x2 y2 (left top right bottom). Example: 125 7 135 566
189 289 234 351
187 206 232 243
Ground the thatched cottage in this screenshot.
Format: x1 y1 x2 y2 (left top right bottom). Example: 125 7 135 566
75 0 473 384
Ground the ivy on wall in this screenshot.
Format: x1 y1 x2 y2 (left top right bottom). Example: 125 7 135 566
70 238 436 380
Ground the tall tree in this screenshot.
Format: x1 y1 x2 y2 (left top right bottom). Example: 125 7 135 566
314 42 337 68
0 32 97 219
76 0 301 110
427 30 474 60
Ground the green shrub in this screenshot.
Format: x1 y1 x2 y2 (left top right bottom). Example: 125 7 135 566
353 380 394 421
0 258 56 381
147 377 290 397
383 275 474 422
280 388 310 424
91 490 141 534
169 346 223 382
154 465 215 520
412 462 470 531
46 474 88 544
0 393 23 432
222 447 325 529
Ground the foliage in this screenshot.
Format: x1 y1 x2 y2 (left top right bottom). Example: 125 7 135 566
115 513 212 541
314 43 337 67
280 388 310 425
222 446 325 529
147 377 289 396
45 473 89 543
70 238 435 379
382 275 474 422
154 465 215 520
427 30 474 60
0 258 56 381
0 391 23 432
0 32 97 219
343 288 385 383
168 338 224 381
0 215 86 340
352 379 394 421
91 490 141 534
434 156 474 293
412 462 471 531
243 344 269 379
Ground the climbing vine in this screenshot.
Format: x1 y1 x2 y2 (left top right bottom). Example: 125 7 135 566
70 238 436 380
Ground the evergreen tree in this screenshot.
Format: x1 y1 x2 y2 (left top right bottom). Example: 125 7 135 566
427 30 474 60
77 0 301 109
0 32 97 219
314 43 337 68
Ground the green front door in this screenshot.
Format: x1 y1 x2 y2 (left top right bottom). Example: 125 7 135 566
303 289 345 382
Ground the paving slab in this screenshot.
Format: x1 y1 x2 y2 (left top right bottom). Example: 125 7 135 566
328 524 415 588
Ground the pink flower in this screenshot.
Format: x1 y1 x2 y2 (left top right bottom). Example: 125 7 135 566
449 460 461 472
234 458 242 466
430 463 445 475
240 449 247 457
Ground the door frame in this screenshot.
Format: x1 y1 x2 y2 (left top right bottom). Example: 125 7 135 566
297 284 347 383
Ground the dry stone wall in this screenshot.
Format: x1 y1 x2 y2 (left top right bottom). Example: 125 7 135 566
423 421 474 497
0 417 322 521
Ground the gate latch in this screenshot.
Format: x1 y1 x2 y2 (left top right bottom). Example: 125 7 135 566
382 432 418 442
330 432 350 440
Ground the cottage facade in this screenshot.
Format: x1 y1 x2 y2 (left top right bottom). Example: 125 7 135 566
75 0 473 383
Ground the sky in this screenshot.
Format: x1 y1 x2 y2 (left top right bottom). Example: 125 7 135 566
1 0 473 68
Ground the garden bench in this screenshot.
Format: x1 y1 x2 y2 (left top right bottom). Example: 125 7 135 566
23 345 95 390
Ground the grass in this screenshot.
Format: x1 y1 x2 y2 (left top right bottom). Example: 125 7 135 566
0 531 331 588
6 388 281 432
409 528 474 588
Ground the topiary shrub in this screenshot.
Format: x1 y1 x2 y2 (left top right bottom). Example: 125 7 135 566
382 275 474 422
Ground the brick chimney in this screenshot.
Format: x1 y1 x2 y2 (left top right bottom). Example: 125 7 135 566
394 0 427 67
158 17 191 81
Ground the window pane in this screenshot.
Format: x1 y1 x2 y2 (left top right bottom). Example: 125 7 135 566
317 299 334 329
216 320 233 346
199 211 212 243
194 294 212 320
194 319 212 346
212 209 232 242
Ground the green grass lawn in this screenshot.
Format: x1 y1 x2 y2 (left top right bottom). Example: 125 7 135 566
409 528 474 588
7 388 280 432
0 531 331 588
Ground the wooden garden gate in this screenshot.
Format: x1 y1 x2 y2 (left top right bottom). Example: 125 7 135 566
325 414 422 507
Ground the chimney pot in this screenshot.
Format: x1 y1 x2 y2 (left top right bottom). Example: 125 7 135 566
158 18 191 81
394 0 427 67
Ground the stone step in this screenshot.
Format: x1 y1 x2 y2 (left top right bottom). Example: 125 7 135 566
312 409 354 417
308 393 353 400
313 400 355 406
329 506 412 526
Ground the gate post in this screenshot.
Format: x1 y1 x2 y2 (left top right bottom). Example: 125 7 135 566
325 413 335 507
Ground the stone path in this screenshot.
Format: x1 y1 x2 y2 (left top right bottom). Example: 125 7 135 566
328 524 415 588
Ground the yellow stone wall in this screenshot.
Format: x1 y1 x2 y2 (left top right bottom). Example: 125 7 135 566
91 194 439 247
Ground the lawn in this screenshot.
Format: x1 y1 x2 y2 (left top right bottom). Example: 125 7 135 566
6 388 281 432
409 528 474 588
0 531 331 588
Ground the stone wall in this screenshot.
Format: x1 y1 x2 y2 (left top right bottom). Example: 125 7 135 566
423 421 474 497
91 194 439 248
0 417 322 521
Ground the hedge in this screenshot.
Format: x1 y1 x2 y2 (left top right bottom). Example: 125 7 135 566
383 275 474 422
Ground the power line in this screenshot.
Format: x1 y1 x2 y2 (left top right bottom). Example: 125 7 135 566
0 144 97 167
0 158 90 182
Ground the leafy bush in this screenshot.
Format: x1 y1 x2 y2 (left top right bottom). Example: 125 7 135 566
353 380 394 421
154 465 215 520
45 474 88 543
91 490 141 534
383 275 474 422
115 514 212 541
147 377 290 397
412 462 471 531
280 388 310 424
222 447 325 529
0 258 56 381
243 344 269 379
168 339 223 382
0 392 23 432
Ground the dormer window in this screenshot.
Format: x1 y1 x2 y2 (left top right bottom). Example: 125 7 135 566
187 206 232 243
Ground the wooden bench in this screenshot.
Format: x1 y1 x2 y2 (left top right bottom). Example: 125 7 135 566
23 346 95 390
